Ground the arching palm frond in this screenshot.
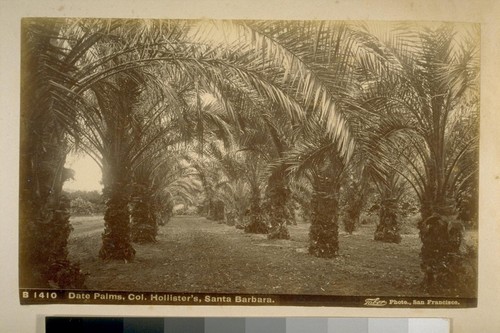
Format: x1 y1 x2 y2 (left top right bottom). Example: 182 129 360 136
189 20 361 160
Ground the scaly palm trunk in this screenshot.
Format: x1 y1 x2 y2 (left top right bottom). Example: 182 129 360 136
157 192 174 226
342 183 363 234
374 198 402 243
200 198 223 221
99 163 136 260
208 199 225 222
245 185 268 234
418 167 464 293
418 205 466 294
131 184 158 243
266 166 291 240
343 201 362 234
309 174 339 258
20 130 85 288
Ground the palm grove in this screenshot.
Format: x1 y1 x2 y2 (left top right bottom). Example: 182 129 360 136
20 19 479 296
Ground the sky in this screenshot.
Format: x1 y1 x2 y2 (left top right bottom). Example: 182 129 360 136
63 153 103 193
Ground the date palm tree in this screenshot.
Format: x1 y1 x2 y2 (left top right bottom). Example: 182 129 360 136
353 22 480 292
19 18 128 287
285 121 348 258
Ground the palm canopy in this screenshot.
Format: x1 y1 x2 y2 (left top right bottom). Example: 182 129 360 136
187 20 358 158
349 22 479 216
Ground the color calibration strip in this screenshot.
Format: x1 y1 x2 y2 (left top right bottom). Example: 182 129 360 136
46 317 449 333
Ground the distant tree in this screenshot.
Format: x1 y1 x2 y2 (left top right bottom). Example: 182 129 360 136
340 178 365 234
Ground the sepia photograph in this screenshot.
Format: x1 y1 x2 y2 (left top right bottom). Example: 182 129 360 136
18 17 480 307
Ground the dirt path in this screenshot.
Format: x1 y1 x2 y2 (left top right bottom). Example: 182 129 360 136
69 215 429 297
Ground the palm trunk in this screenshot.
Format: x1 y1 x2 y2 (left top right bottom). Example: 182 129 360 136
418 192 464 293
99 162 136 260
206 198 225 221
309 175 339 258
374 198 402 243
343 188 363 234
418 140 465 293
245 185 268 234
266 166 290 240
225 209 237 226
20 127 86 288
100 186 136 260
206 198 215 220
212 200 225 222
131 184 158 243
343 206 361 234
158 192 173 226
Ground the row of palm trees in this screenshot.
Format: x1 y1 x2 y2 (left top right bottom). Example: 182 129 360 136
20 19 479 295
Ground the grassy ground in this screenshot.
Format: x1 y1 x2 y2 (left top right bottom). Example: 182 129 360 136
68 215 476 297
70 215 105 238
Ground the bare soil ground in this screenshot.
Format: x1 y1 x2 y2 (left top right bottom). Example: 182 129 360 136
68 215 476 297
